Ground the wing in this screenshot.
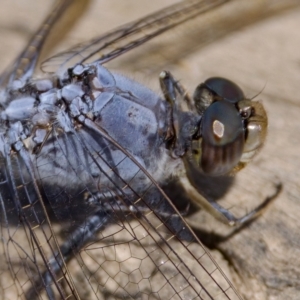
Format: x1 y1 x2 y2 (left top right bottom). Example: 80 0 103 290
4 0 297 299
41 0 230 74
1 1 241 299
0 116 242 300
0 0 72 91
40 0 300 76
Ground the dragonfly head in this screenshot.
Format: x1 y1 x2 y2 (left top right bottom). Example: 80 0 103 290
189 77 267 176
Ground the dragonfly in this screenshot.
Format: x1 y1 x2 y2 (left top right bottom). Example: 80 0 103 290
0 0 286 299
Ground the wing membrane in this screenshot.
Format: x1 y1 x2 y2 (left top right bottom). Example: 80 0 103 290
0 109 241 299
2 0 284 299
41 0 229 74
43 119 241 299
0 0 72 91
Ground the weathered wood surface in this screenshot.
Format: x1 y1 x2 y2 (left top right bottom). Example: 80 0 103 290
0 1 299 299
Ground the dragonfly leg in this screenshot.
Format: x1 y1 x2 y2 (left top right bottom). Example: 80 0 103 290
159 70 193 108
179 175 282 226
159 71 200 157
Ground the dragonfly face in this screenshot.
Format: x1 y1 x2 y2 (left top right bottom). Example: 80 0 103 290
190 77 267 176
0 1 286 299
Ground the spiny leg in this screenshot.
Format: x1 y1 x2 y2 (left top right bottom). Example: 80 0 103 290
159 70 199 157
180 174 282 226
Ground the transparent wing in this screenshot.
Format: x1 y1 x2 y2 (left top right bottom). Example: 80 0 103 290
4 0 298 299
0 116 242 299
0 1 244 299
41 0 230 74
0 0 72 90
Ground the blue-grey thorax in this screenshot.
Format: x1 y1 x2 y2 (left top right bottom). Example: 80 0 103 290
0 64 183 206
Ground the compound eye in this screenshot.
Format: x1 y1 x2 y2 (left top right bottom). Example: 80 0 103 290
240 101 268 164
204 77 245 103
200 101 244 175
